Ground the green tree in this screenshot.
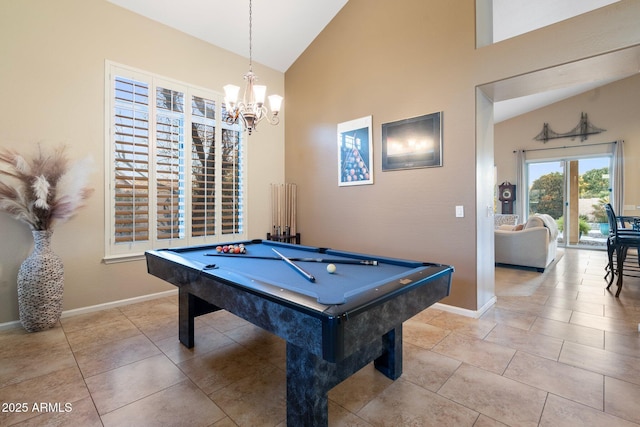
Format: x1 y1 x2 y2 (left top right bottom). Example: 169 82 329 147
529 172 564 219
580 167 609 198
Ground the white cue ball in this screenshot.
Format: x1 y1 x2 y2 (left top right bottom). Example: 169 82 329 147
326 264 337 274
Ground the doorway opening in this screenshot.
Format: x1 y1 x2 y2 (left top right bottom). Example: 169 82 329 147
527 156 611 249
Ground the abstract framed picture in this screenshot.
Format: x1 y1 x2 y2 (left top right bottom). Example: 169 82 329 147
381 112 443 171
337 115 373 186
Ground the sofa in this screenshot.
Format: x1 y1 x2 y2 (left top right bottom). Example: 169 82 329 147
495 213 558 272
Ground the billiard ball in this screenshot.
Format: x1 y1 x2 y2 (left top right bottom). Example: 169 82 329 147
326 264 336 274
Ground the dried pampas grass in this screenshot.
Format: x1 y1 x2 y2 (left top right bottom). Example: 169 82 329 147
0 145 93 230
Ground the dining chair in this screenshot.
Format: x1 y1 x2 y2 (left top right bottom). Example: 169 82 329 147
604 203 640 297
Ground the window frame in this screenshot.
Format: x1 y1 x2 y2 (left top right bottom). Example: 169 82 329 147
104 61 246 263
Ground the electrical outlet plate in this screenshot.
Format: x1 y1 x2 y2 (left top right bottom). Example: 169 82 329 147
455 205 464 218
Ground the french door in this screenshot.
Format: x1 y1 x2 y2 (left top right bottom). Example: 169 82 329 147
527 156 611 248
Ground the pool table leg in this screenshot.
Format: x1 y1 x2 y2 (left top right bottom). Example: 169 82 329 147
285 326 403 426
178 289 223 348
178 289 195 348
374 325 403 380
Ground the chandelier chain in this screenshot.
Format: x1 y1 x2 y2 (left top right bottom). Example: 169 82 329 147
248 0 253 72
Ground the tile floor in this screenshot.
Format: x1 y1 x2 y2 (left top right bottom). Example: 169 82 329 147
1 248 640 426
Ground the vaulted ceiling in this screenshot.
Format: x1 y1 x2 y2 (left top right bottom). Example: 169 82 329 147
107 0 637 122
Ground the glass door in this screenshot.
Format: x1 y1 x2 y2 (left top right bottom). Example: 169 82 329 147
527 156 610 249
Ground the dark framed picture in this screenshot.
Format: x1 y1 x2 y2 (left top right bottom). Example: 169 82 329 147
337 116 373 186
382 112 443 171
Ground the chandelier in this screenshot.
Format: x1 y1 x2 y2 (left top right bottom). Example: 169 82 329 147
223 0 283 135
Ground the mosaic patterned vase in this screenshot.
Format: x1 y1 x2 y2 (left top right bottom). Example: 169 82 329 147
17 230 64 332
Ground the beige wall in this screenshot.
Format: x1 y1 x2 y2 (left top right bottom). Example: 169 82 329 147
285 0 640 310
1 0 639 323
0 0 285 324
495 74 640 216
286 0 478 309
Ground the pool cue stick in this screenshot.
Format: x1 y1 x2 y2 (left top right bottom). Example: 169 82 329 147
204 253 378 265
272 248 316 282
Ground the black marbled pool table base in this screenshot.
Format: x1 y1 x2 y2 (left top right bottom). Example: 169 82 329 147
146 247 452 426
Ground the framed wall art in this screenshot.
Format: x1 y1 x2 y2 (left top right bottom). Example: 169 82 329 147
382 112 442 171
337 115 373 186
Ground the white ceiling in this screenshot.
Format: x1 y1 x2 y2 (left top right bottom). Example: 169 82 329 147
106 0 348 73
107 0 637 123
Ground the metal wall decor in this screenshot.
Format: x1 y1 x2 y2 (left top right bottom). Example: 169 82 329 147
534 112 605 143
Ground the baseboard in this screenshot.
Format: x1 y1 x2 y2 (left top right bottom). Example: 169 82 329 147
434 296 496 319
0 289 178 331
60 289 178 318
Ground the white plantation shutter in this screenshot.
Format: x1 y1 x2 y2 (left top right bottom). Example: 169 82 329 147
106 63 245 260
191 95 216 238
113 76 150 244
221 127 243 234
155 86 185 241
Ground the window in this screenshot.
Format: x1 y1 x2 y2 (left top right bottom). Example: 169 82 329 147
105 63 245 260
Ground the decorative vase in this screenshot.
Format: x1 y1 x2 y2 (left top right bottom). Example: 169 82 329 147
17 230 64 332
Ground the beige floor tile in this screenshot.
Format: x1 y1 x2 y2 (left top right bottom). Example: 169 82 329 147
73 334 161 377
494 296 546 316
504 351 604 409
12 396 102 427
544 295 605 316
0 366 89 425
11 397 103 427
426 311 497 339
0 337 76 388
605 376 640 424
559 341 640 386
120 302 178 332
536 304 573 322
85 354 186 415
534 286 579 300
59 308 126 333
403 318 450 349
480 306 537 330
64 316 141 351
178 342 270 395
0 325 68 359
410 306 446 322
473 414 510 426
604 303 640 321
540 393 639 427
198 309 250 332
604 330 640 358
328 400 373 427
101 380 226 427
118 298 178 323
223 322 283 350
531 316 604 348
401 343 461 392
432 333 515 374
136 315 179 343
358 378 478 427
485 324 563 360
209 365 286 427
571 310 640 335
438 364 547 427
328 363 394 413
154 324 235 364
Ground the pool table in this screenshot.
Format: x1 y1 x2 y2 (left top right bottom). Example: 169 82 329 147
145 239 453 426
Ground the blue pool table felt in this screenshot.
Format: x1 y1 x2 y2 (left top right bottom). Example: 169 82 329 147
166 240 430 305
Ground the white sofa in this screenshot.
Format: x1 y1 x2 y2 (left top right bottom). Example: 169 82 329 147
495 214 558 272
